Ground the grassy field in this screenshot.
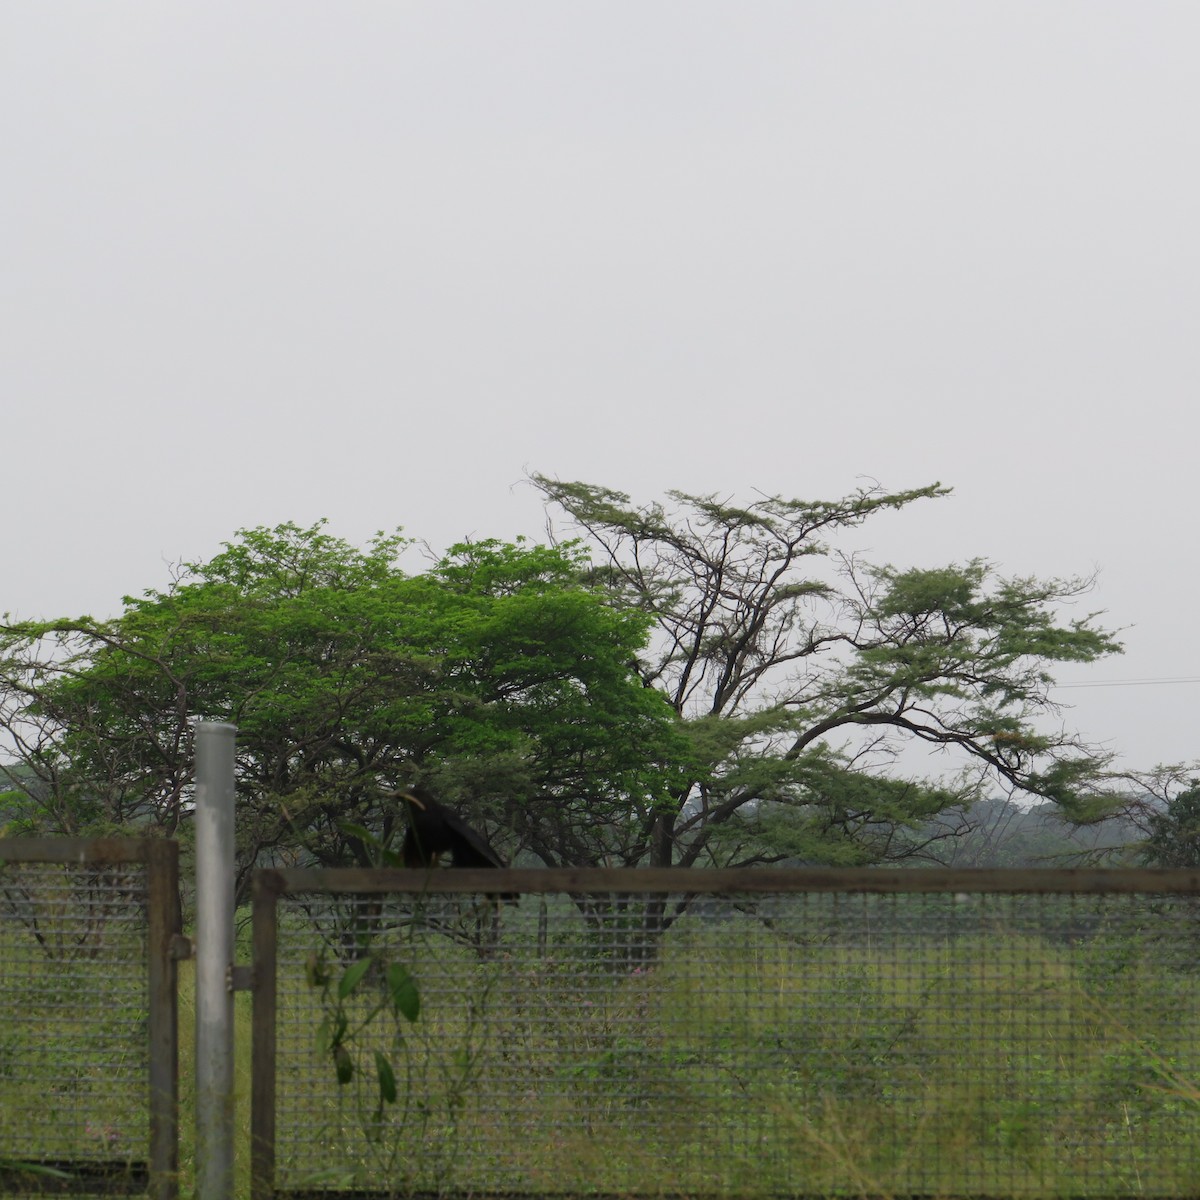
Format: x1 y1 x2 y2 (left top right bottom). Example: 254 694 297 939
5 893 1200 1198
261 896 1200 1197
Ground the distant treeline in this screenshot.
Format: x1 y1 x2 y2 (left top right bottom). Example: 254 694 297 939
907 795 1148 868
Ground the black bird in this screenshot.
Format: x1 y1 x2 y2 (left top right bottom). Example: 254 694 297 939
392 786 508 870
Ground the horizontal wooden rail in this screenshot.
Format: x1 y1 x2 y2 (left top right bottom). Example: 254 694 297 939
0 836 163 865
257 865 1200 897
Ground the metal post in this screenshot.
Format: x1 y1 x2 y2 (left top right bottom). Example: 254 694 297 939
147 838 181 1200
194 721 237 1200
249 872 280 1200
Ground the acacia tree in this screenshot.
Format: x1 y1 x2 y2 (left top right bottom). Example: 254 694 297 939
0 522 684 894
531 474 1123 868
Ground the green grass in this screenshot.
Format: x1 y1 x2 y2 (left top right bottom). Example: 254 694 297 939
256 906 1200 1198
6 901 1200 1198
0 931 151 1171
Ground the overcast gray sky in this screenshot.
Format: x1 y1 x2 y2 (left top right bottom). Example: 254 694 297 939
3 2 1197 777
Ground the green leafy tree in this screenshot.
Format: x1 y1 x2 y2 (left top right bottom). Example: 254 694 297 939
531 475 1123 868
0 522 685 893
1143 780 1200 868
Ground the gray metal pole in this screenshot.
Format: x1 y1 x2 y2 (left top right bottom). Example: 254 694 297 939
194 721 237 1200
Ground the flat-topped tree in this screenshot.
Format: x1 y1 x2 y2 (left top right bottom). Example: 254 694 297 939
531 474 1122 869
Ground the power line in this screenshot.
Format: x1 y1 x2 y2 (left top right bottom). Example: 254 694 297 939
1052 676 1200 690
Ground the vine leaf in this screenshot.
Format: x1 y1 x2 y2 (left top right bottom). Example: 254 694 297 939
375 1051 398 1105
387 963 420 1022
339 957 373 1000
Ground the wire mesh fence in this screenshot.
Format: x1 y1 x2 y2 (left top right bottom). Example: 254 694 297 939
0 839 178 1200
252 867 1200 1199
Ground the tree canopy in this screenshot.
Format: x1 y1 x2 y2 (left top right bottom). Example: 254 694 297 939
531 475 1123 867
0 522 684 892
1 478 1127 876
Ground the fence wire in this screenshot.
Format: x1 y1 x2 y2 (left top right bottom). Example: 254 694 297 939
264 880 1200 1198
0 855 153 1191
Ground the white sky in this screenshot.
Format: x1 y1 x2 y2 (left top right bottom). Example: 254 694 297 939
3 2 1198 777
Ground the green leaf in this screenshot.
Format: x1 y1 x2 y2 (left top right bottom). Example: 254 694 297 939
337 821 378 845
338 957 372 999
334 1043 354 1085
378 845 406 868
386 962 420 1022
374 1051 397 1104
0 1161 72 1180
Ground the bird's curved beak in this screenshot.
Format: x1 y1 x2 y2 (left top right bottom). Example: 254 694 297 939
396 789 426 811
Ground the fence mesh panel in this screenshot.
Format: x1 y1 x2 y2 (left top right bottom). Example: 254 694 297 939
268 883 1200 1198
0 858 151 1176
